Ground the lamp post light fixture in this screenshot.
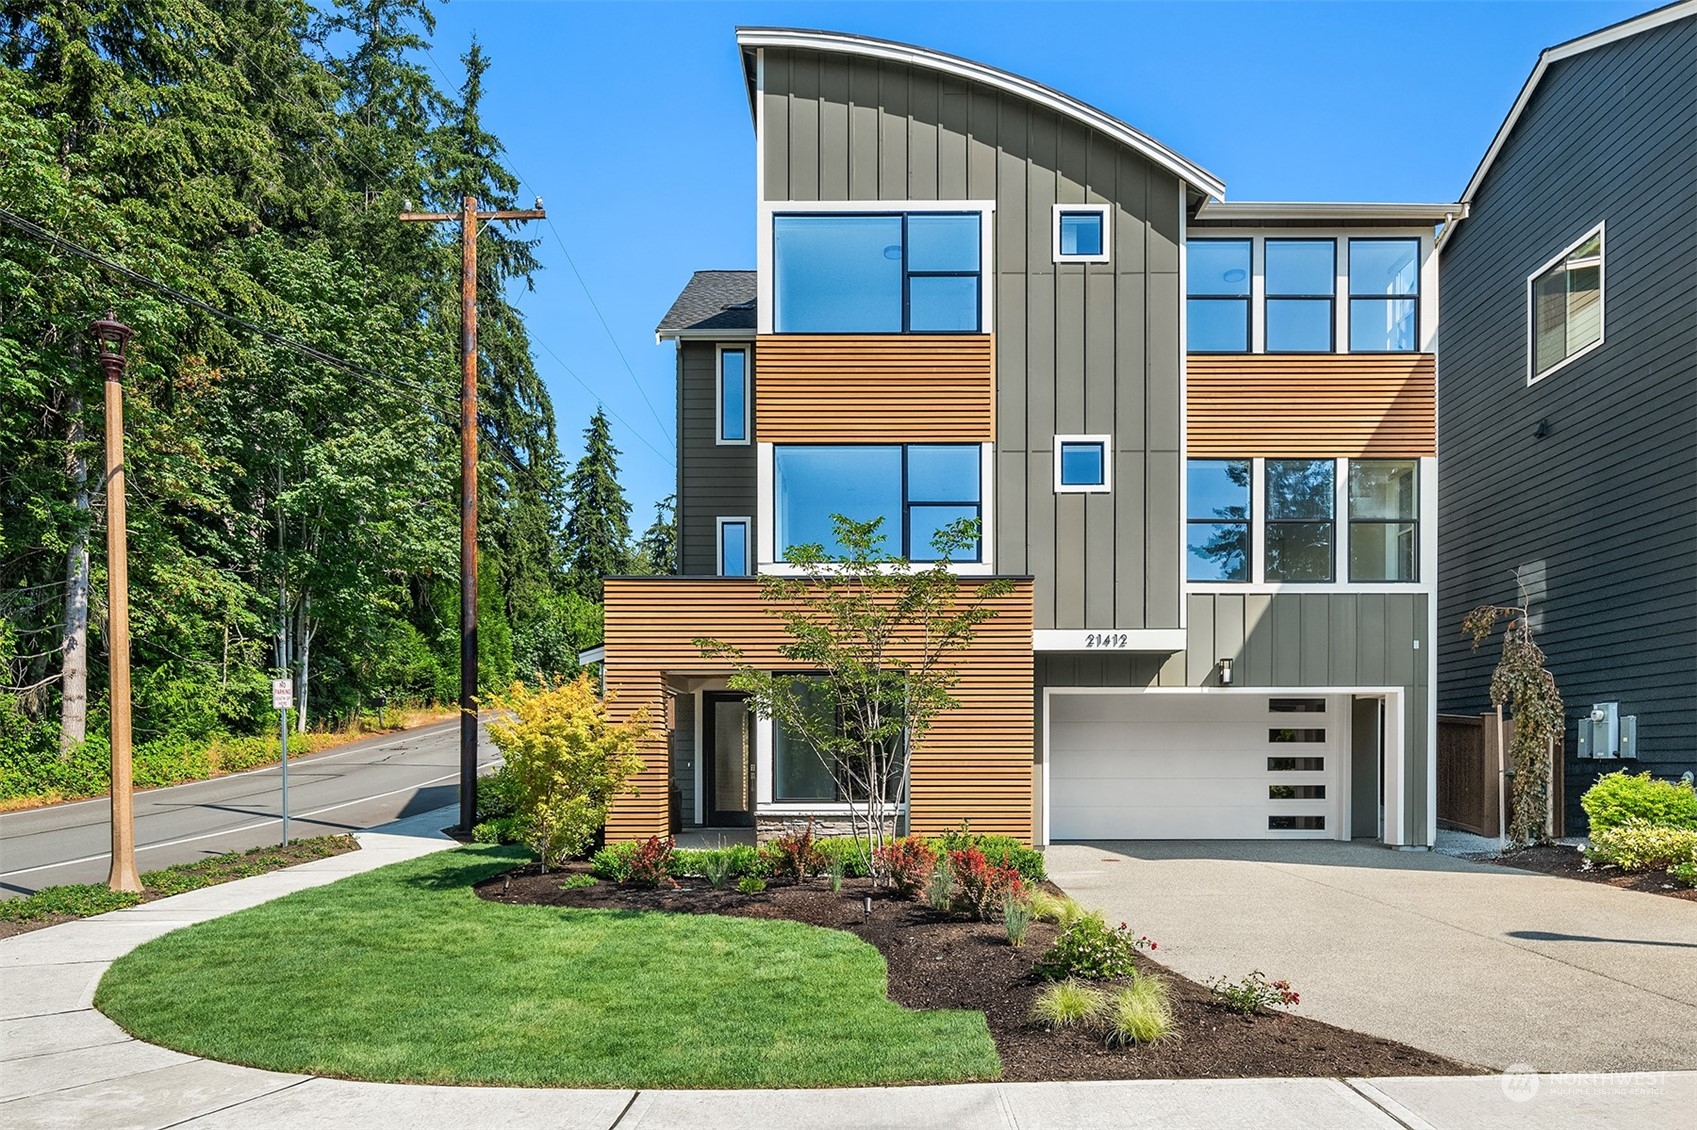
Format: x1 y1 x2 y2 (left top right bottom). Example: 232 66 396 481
1218 657 1234 687
91 311 142 894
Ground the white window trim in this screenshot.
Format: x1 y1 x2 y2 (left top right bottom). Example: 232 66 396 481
1054 434 1112 493
1051 203 1111 264
716 516 751 577
714 344 751 445
1186 456 1435 594
756 441 996 576
1525 221 1606 386
756 199 997 336
1185 227 1438 355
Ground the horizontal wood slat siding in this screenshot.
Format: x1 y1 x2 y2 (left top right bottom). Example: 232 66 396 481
601 577 1034 842
755 334 995 441
1187 354 1436 457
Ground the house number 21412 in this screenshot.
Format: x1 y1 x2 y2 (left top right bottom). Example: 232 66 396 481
1084 632 1130 649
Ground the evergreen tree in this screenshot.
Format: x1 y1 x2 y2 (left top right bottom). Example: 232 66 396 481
633 494 678 576
562 409 631 600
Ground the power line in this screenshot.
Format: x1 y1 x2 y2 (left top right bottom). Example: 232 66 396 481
529 336 675 469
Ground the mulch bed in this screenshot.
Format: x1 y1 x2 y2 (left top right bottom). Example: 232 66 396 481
1491 843 1697 902
477 864 1479 1081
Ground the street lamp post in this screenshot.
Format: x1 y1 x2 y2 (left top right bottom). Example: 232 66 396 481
91 312 142 893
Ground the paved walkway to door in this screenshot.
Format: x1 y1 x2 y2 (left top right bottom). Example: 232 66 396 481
1045 840 1697 1073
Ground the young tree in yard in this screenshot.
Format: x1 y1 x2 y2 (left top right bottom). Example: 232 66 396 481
696 516 1011 877
562 409 632 600
1463 572 1566 848
487 675 649 871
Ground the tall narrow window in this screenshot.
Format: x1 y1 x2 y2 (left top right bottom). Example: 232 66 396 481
1349 460 1418 582
1187 239 1251 352
1265 459 1334 582
1530 226 1603 381
717 347 749 444
718 518 750 577
1348 238 1419 352
1265 239 1335 352
1187 459 1251 581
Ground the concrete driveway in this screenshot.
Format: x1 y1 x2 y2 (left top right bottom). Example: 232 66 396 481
1046 841 1697 1073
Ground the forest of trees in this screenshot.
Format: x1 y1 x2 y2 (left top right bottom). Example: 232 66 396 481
0 1 669 800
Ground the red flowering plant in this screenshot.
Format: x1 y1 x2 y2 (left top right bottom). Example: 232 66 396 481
628 836 677 888
1207 971 1302 1016
874 836 938 897
764 821 826 882
949 846 1025 920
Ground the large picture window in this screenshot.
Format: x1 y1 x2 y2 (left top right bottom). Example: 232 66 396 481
1529 226 1603 381
1265 459 1335 582
774 444 981 562
1348 238 1419 352
773 212 981 333
1187 239 1251 352
1348 461 1417 582
1187 459 1251 581
773 682 839 802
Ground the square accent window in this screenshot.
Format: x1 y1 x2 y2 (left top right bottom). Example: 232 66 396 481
1054 436 1110 493
1052 204 1110 262
1529 225 1603 382
1348 238 1420 352
716 347 749 444
717 518 750 577
1187 239 1251 352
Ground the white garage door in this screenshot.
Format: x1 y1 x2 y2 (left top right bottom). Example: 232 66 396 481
1047 693 1342 840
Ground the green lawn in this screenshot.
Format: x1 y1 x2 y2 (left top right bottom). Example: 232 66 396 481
94 846 1000 1088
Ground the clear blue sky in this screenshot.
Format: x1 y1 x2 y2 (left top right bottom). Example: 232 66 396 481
418 0 1648 523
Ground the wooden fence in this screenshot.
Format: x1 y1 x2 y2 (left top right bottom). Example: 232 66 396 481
1437 713 1564 838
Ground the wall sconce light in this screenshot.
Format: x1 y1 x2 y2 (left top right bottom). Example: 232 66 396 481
1218 657 1234 686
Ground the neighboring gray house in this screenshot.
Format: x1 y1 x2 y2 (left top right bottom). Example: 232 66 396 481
1436 1 1697 830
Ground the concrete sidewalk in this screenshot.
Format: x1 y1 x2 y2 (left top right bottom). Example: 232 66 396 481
2 810 1690 1130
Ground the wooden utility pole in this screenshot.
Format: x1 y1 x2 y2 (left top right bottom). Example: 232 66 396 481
400 196 545 833
91 312 141 893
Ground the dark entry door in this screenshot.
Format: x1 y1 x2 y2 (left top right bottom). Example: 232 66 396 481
703 693 754 827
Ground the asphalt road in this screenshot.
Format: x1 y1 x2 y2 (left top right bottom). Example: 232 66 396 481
0 718 499 897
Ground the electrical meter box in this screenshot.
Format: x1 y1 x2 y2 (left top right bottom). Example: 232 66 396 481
1576 702 1637 759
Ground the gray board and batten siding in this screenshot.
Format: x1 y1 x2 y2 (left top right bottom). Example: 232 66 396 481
758 46 1186 635
1036 592 1431 842
1436 14 1697 831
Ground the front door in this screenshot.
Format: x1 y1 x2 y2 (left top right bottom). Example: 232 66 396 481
703 692 754 827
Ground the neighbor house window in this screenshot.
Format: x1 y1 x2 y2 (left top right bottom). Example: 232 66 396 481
1529 225 1603 381
1055 435 1110 493
1053 204 1110 263
717 346 749 444
1265 459 1334 582
1265 239 1335 352
1187 459 1251 581
1187 239 1251 352
1348 461 1417 582
774 444 981 562
773 212 981 333
717 518 750 577
1348 238 1419 351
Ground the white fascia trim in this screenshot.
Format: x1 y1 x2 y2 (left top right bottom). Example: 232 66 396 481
735 28 1226 201
714 344 752 446
577 645 606 666
1448 1 1697 234
1033 629 1187 652
1053 434 1112 493
1525 221 1606 386
656 329 757 343
1052 203 1111 264
1196 200 1462 223
758 199 996 336
758 803 906 815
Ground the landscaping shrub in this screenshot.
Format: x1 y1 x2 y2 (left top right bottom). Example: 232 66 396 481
700 851 734 889
1036 913 1155 980
736 874 767 893
923 854 955 912
827 856 846 892
671 845 762 883
1030 979 1106 1030
1670 860 1697 888
927 824 1046 881
1027 889 1065 923
1207 971 1301 1016
1002 894 1033 946
1104 972 1177 1047
1585 819 1697 873
590 842 638 882
0 883 143 923
1581 770 1697 832
475 765 522 822
815 836 872 878
487 675 650 870
559 874 596 891
875 836 938 896
471 816 519 845
764 822 826 881
949 847 1025 921
628 836 678 887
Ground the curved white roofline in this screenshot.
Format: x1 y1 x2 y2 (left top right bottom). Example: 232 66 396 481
1444 0 1697 246
736 27 1226 201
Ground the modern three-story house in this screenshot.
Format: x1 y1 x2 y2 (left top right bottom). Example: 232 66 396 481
599 28 1453 848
